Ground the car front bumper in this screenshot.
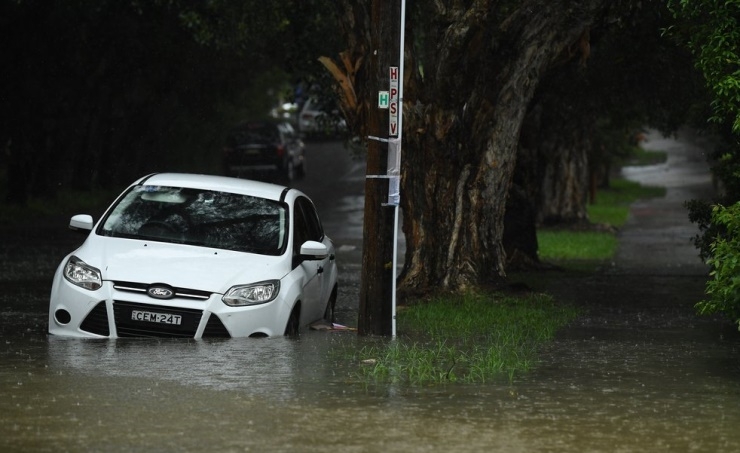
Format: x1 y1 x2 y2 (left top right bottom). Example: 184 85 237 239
49 278 290 339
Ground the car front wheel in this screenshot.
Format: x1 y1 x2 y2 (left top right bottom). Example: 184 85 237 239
284 305 300 336
324 287 337 324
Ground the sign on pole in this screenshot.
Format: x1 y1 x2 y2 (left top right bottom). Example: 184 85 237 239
389 67 399 136
378 91 390 109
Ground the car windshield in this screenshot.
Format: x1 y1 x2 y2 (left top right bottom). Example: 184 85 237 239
98 185 287 255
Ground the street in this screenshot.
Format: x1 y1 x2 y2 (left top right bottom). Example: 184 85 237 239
2 135 740 452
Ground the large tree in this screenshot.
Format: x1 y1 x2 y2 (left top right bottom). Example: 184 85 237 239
516 2 703 230
330 0 617 295
328 1 706 299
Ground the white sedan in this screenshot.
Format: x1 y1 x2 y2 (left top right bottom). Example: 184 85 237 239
49 173 338 339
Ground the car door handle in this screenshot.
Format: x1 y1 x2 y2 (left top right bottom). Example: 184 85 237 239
317 265 324 274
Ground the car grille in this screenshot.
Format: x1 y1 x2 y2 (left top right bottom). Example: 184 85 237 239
113 301 203 338
80 301 110 336
113 281 211 300
78 298 231 338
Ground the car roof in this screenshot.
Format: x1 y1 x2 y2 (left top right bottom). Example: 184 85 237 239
133 173 302 202
232 118 289 130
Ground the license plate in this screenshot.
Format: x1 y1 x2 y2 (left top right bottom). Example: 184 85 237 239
131 310 182 325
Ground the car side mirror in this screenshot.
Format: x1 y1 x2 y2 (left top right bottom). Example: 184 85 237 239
69 214 94 233
299 240 328 260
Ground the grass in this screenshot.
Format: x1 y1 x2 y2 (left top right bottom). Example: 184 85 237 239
589 178 666 225
537 178 666 262
347 291 579 385
537 230 618 261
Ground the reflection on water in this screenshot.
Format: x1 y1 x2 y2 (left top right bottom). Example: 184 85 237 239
49 337 302 396
2 329 740 452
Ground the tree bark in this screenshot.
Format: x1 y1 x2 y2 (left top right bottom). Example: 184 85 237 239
397 0 610 294
519 96 591 226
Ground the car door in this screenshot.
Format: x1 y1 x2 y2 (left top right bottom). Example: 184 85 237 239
292 197 326 323
301 197 334 320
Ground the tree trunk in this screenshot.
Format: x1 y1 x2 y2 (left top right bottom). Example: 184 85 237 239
519 98 591 226
397 1 610 294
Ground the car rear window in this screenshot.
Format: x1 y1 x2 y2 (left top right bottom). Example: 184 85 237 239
227 122 279 146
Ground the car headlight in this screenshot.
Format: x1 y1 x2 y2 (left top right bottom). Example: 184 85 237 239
63 256 102 290
222 280 280 306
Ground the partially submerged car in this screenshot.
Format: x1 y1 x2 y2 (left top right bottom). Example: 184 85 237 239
49 173 337 339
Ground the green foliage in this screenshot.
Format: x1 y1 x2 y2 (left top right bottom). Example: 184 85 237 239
687 135 740 261
697 203 740 326
686 197 722 261
668 0 740 132
668 2 740 324
350 292 578 385
0 0 341 202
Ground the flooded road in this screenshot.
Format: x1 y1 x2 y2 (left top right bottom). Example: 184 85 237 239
3 134 740 452
4 315 740 452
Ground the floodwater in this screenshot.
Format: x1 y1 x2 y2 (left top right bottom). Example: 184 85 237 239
3 131 740 452
3 289 740 452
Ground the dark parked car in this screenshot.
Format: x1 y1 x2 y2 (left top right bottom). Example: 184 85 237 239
222 120 305 183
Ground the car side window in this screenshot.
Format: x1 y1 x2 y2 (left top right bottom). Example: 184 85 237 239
296 197 323 242
293 203 310 256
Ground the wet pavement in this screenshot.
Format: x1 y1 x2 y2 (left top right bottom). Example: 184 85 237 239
524 128 740 451
2 132 740 452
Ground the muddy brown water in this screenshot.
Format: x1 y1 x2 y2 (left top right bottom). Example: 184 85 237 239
3 130 740 452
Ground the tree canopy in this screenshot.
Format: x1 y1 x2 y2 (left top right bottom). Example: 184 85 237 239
0 0 340 202
668 0 740 132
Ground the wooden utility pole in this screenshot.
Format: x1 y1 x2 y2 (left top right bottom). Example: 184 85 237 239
357 0 401 336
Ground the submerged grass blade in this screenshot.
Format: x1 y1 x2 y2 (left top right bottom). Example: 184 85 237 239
349 292 578 385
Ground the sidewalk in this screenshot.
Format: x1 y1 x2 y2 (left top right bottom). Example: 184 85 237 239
513 128 740 451
539 128 719 331
614 128 715 275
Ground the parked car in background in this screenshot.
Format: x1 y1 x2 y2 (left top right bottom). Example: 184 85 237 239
48 173 338 339
298 97 347 139
222 120 305 183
